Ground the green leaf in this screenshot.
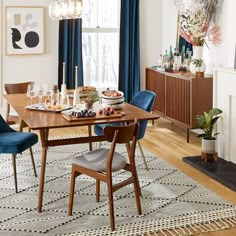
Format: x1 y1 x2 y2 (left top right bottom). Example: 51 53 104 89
209 108 223 117
195 108 222 139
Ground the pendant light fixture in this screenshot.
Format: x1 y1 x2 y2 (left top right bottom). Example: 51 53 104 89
49 0 83 20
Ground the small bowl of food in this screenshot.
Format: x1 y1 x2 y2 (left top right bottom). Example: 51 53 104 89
101 90 124 99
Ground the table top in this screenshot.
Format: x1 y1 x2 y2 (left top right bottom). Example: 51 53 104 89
3 93 159 130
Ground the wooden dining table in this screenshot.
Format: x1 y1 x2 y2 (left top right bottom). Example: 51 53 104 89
3 93 159 212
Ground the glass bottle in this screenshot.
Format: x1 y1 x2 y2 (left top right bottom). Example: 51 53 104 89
158 54 163 69
181 45 185 65
169 45 173 61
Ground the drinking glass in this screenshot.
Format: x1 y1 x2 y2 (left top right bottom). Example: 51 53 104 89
36 84 45 105
44 84 53 104
51 89 60 107
26 84 36 105
60 94 70 107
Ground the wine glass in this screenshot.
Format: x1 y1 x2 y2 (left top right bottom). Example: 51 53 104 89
36 84 45 105
26 84 36 105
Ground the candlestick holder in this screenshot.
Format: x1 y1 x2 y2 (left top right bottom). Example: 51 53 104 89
73 89 80 106
61 83 67 99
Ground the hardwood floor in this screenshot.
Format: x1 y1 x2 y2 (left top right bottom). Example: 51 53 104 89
48 118 236 236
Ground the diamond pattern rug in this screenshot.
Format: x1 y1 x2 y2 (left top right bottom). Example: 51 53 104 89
0 141 236 235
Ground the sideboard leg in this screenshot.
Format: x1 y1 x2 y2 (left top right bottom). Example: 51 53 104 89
187 128 189 143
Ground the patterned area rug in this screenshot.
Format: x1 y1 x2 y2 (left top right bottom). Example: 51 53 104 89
0 141 236 236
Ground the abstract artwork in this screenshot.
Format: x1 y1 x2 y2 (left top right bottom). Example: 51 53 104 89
5 6 45 55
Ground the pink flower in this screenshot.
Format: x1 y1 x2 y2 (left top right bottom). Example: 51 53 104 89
206 25 222 46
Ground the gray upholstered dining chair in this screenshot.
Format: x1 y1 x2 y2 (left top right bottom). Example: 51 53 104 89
0 114 38 193
94 90 156 170
68 121 142 231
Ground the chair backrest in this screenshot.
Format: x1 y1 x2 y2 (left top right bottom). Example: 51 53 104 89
104 121 139 144
4 81 34 124
130 90 156 139
5 81 34 94
103 121 139 168
0 114 14 133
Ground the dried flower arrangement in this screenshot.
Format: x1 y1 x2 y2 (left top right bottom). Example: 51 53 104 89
173 0 223 46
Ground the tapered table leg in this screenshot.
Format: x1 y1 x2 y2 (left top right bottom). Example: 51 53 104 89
38 129 48 213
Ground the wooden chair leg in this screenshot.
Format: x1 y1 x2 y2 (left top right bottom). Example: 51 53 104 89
138 140 149 170
29 147 37 177
151 111 155 125
12 154 18 193
96 179 100 202
133 171 142 215
68 168 77 216
107 180 115 231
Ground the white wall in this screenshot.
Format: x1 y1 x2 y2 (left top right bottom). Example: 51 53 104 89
215 0 236 68
140 0 177 90
160 0 178 53
226 0 236 67
140 0 161 90
0 0 58 114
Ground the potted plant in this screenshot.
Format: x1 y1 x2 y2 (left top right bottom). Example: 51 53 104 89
195 108 223 154
190 58 206 77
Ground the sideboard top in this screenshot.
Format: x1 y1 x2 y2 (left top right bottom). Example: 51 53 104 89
147 67 213 80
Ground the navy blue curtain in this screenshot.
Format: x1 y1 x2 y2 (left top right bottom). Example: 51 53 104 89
118 0 140 102
58 18 83 90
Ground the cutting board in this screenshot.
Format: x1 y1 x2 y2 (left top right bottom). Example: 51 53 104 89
62 112 123 122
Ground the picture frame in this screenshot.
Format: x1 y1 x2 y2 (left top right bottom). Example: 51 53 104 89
5 6 45 55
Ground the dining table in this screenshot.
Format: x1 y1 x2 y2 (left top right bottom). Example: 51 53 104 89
3 93 159 212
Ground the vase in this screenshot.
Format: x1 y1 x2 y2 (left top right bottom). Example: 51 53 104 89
192 46 204 59
85 100 93 110
190 46 206 75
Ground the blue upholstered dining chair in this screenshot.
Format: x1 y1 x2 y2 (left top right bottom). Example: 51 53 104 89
94 90 156 170
0 114 38 193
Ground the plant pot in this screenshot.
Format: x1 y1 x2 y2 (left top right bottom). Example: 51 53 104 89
190 63 206 75
201 138 216 154
196 71 204 78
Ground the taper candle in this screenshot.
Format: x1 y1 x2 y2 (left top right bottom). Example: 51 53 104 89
62 62 66 84
75 65 78 89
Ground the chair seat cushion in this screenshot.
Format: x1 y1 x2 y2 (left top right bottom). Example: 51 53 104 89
72 148 127 172
0 132 38 154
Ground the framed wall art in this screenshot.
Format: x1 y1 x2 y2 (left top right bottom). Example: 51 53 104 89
5 6 45 55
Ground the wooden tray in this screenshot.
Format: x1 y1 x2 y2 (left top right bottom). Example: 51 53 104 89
62 112 123 122
25 104 73 113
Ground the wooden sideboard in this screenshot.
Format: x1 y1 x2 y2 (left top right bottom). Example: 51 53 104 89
146 67 213 142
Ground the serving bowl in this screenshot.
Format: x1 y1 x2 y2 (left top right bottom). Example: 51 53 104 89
101 90 124 110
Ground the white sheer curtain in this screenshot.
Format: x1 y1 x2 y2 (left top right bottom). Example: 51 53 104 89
81 0 120 90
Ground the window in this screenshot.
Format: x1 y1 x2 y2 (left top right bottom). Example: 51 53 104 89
81 0 120 90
